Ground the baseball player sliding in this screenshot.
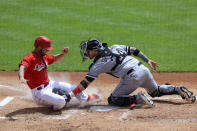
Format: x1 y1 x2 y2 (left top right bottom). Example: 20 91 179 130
62 38 196 108
18 36 99 110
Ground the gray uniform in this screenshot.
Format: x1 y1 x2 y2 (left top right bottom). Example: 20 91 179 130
87 44 155 94
86 44 178 106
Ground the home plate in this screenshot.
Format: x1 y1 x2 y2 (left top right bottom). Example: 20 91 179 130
90 106 120 111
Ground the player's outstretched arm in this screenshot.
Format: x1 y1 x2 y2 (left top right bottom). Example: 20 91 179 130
129 47 159 70
64 78 99 102
64 78 92 102
54 47 69 63
129 47 149 63
71 79 90 96
18 65 27 84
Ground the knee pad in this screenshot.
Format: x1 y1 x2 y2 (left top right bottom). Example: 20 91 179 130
107 94 136 106
107 95 113 105
107 95 125 106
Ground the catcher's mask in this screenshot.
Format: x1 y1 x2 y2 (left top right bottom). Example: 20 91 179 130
80 38 103 61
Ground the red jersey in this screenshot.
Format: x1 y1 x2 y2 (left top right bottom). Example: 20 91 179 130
19 51 55 89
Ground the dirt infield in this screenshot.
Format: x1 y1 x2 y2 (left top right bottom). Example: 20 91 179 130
0 71 197 131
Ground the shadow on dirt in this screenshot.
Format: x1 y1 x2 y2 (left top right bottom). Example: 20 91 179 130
5 106 62 118
153 100 188 105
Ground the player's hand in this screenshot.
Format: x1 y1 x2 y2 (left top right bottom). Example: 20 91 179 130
148 60 159 70
19 77 26 84
62 47 69 56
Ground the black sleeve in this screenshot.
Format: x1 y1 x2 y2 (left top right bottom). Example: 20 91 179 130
86 75 95 82
127 46 132 55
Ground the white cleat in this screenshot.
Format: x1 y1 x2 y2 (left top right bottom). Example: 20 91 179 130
136 91 154 107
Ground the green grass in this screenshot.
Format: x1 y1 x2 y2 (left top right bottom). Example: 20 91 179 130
0 0 197 71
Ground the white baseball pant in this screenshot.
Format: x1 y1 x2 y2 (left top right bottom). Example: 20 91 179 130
31 81 88 110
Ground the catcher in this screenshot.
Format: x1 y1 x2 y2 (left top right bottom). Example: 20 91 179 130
63 38 196 108
18 36 98 110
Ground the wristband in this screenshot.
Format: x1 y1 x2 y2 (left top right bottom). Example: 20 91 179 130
72 86 81 95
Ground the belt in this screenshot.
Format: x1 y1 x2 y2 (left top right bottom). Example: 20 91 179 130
36 83 49 90
127 62 142 75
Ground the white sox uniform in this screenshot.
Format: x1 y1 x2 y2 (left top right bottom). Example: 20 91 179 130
58 38 195 107
67 39 196 107
87 44 159 96
85 43 196 106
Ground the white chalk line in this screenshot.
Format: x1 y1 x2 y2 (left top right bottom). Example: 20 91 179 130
0 85 25 92
126 117 197 123
0 116 26 120
0 84 78 120
0 95 32 108
0 96 14 107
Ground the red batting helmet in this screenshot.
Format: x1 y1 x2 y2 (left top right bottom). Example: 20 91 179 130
34 36 54 50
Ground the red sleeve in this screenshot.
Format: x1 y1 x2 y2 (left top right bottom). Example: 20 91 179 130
19 56 30 69
46 54 55 65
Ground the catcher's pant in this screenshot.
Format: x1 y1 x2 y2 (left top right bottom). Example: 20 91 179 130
111 64 176 101
31 81 88 110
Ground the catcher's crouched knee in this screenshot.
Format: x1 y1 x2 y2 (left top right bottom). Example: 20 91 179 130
107 95 113 104
107 94 135 106
108 95 123 106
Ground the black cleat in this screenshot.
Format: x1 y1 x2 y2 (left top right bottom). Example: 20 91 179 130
177 86 196 103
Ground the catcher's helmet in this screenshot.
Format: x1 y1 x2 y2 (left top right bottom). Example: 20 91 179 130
80 38 103 61
34 36 53 50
